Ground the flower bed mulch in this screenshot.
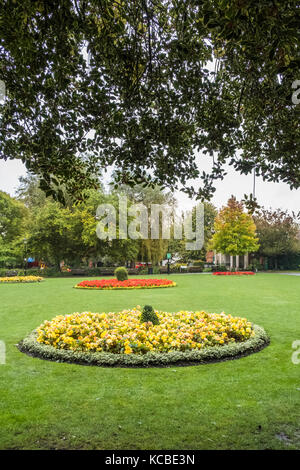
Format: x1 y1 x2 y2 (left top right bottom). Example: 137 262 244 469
74 278 176 289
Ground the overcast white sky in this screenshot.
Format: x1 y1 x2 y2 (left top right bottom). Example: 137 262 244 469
0 156 299 214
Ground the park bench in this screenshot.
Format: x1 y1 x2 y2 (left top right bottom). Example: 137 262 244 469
5 270 18 277
70 269 87 275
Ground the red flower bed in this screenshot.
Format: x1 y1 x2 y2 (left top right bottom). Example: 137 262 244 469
213 271 255 276
75 278 176 290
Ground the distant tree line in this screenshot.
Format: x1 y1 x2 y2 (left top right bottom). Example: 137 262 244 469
1 178 299 272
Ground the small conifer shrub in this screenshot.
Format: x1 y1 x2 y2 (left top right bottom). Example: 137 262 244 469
114 267 128 281
140 305 160 325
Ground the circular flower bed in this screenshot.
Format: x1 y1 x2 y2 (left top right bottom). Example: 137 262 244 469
18 307 269 367
0 275 44 283
74 278 176 289
213 271 255 276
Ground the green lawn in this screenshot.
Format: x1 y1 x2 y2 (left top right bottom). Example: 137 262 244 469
0 273 299 450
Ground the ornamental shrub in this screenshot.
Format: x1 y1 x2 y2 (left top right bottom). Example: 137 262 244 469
170 264 180 273
212 264 227 272
140 305 160 325
114 266 128 281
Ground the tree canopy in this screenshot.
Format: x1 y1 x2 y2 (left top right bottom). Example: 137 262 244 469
253 208 300 263
209 196 259 256
0 190 28 266
12 175 180 268
0 1 299 203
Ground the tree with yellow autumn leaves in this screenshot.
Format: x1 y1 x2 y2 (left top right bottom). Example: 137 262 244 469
209 196 260 261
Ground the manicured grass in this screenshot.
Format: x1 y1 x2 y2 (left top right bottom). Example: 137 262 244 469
0 274 299 449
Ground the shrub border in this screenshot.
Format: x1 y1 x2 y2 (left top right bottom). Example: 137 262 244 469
17 324 269 368
74 281 177 290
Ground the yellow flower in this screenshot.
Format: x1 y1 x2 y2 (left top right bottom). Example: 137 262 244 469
36 307 254 355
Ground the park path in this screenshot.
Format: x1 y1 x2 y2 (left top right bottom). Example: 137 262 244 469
279 273 300 276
